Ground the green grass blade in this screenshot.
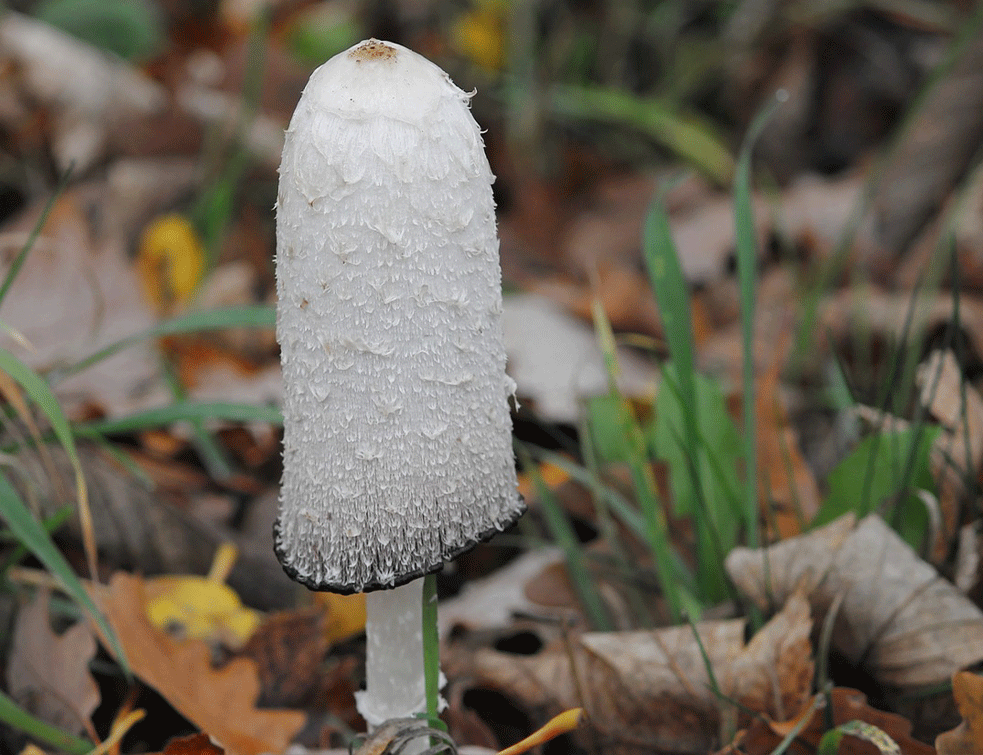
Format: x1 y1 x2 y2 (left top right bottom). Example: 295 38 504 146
0 504 73 574
537 452 647 537
73 401 282 436
734 92 786 549
421 573 446 733
0 471 127 672
549 84 734 185
160 356 233 481
590 302 686 621
0 688 91 755
56 305 275 380
0 347 101 586
643 196 727 600
0 168 73 311
521 449 613 630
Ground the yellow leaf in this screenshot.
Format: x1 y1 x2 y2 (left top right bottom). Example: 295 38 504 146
144 545 261 648
314 591 367 645
517 460 570 501
145 577 261 647
137 213 206 313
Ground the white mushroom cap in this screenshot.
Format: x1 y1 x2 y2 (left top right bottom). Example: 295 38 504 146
274 39 524 594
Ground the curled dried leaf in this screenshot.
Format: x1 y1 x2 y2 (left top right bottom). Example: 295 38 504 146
726 514 983 687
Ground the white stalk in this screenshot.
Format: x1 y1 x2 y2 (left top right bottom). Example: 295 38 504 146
355 578 426 726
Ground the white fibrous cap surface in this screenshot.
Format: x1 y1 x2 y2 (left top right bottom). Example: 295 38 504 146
274 39 524 594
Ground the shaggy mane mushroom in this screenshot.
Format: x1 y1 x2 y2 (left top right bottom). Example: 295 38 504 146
274 38 524 729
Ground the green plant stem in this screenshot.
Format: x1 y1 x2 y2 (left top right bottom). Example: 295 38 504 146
0 689 91 755
0 167 73 311
421 573 446 733
591 301 685 623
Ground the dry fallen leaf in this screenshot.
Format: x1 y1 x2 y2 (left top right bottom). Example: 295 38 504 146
5 589 100 736
937 671 983 755
918 350 983 561
874 28 983 256
0 11 165 171
726 514 983 687
237 606 329 708
450 592 812 754
820 289 983 365
501 293 657 424
754 325 821 538
94 571 305 755
157 732 225 755
733 688 934 755
0 190 160 418
438 548 568 635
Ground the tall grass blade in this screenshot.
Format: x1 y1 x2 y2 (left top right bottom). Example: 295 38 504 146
0 472 127 672
0 504 73 573
0 688 91 755
0 347 98 583
0 167 73 310
73 400 282 436
520 447 613 630
643 195 729 600
58 305 275 380
590 301 685 621
734 92 786 549
549 84 734 185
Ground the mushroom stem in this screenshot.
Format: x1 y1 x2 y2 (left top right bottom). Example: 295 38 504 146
356 578 428 727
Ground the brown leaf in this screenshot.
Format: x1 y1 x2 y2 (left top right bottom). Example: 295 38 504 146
5 589 100 735
0 190 159 419
937 672 983 755
918 350 983 561
94 572 305 755
0 11 165 171
449 592 812 754
158 733 225 755
755 327 821 538
874 28 983 256
438 548 570 634
237 607 329 708
734 688 935 755
726 514 983 687
820 289 983 367
725 590 813 723
500 293 657 424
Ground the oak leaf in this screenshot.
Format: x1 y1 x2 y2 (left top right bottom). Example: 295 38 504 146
450 591 812 754
94 572 305 755
6 589 100 735
732 688 934 755
726 514 983 687
937 671 983 755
